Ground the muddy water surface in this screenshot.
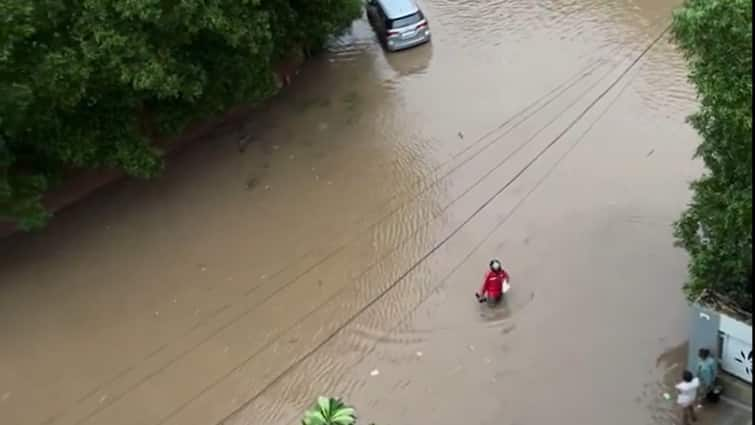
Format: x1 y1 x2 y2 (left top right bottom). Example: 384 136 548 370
0 1 706 425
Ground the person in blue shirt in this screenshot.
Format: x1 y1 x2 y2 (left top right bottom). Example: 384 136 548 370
696 348 717 403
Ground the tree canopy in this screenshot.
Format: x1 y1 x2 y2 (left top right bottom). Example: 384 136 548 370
671 0 752 312
0 0 360 230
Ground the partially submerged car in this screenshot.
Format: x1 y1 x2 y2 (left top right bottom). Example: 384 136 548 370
366 0 431 52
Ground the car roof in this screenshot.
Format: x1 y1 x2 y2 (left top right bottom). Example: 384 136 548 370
377 0 419 19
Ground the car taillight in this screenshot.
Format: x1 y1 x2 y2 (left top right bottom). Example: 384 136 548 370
416 21 428 30
387 29 400 37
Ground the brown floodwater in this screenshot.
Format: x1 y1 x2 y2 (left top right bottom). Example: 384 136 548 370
0 1 711 425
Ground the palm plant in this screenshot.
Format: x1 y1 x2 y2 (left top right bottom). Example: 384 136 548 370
301 397 359 425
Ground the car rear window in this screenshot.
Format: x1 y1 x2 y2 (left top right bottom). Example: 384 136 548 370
389 11 423 29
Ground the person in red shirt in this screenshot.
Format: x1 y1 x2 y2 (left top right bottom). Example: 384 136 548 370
476 259 509 305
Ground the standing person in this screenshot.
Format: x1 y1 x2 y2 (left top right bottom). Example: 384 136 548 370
696 348 718 403
476 259 509 305
676 370 700 424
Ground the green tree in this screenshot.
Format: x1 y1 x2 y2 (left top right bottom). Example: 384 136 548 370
301 397 358 425
671 0 752 312
0 0 360 230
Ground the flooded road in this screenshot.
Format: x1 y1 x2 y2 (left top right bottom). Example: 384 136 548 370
0 1 708 424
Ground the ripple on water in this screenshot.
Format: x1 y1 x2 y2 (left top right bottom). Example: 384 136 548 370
465 283 532 328
242 309 434 424
382 43 434 79
429 0 616 49
349 324 429 348
326 20 376 63
634 40 698 122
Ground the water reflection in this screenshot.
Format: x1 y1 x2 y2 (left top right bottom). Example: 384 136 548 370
383 43 434 78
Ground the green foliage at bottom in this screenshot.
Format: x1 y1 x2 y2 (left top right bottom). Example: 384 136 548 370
302 397 377 425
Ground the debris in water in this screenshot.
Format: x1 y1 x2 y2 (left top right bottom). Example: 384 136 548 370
238 135 252 153
171 298 177 304
245 177 258 191
416 351 423 358
458 131 464 139
260 274 268 280
318 122 329 131
154 311 160 317
315 175 320 181
200 266 207 272
646 149 655 157
99 394 108 404
468 345 476 351
1 392 10 401
289 154 295 160
272 145 279 150
370 369 380 377
662 392 671 400
264 185 271 191
327 181 333 185
224 346 230 353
